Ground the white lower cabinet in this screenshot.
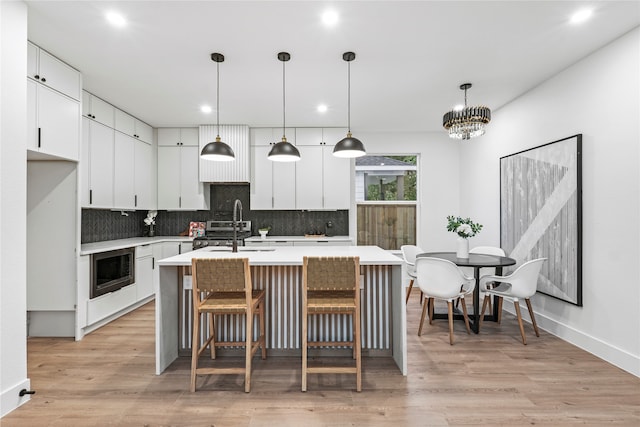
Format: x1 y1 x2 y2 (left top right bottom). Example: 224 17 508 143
86 284 137 326
136 245 154 301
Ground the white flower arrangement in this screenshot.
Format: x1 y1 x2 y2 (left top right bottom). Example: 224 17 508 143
144 210 157 226
446 215 482 239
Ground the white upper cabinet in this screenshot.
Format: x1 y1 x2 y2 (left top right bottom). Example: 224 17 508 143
27 79 80 161
28 42 81 101
115 109 153 144
113 132 136 209
134 140 156 210
157 128 210 210
291 127 351 210
81 117 114 208
157 127 199 146
250 128 296 210
82 91 115 128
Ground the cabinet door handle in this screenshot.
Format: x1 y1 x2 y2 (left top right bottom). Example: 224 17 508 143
179 196 182 208
152 257 155 269
135 195 138 207
41 77 46 82
34 74 40 80
37 128 41 148
89 189 93 204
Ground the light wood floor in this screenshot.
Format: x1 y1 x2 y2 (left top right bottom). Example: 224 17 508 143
4 296 639 426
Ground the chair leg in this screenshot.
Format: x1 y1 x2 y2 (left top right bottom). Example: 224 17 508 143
497 297 503 324
418 298 429 336
301 311 308 392
354 310 362 392
460 297 471 334
244 308 253 393
190 310 200 392
420 291 424 305
447 301 454 345
428 297 434 325
209 313 216 359
525 299 540 337
406 279 414 304
514 301 527 345
259 301 267 359
479 294 490 330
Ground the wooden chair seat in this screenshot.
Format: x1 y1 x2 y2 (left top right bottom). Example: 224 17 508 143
190 258 266 393
200 289 266 313
302 256 361 392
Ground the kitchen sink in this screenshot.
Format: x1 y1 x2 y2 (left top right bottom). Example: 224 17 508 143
206 247 276 252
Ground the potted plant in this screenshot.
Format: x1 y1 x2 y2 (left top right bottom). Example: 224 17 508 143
258 226 271 240
446 215 482 258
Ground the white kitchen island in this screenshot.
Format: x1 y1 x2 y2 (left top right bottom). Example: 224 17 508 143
155 245 406 376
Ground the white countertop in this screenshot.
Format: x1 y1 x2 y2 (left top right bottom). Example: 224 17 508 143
157 245 402 266
245 235 351 242
80 236 193 255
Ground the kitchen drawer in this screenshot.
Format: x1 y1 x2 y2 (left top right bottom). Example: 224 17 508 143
86 283 137 325
136 244 153 258
293 240 352 246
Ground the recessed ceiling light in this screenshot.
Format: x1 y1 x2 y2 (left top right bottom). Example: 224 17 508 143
322 10 339 27
105 11 126 28
570 9 593 24
317 104 328 113
200 105 212 114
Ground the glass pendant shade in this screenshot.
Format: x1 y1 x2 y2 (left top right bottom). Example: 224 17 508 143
201 136 235 161
268 136 301 162
201 52 235 161
333 132 366 158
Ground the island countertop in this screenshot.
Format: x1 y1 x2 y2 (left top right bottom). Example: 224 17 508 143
157 245 403 267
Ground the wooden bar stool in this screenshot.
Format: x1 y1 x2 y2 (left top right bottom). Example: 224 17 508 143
302 256 361 392
190 258 266 392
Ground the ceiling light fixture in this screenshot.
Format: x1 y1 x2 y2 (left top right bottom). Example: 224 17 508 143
317 104 328 113
268 52 301 162
570 9 593 24
322 10 339 26
105 11 126 28
200 53 235 161
334 51 366 158
200 105 212 114
442 83 491 140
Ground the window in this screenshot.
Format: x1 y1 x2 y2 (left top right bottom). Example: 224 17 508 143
356 155 417 250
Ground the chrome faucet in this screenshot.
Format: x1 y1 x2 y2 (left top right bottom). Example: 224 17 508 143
232 199 243 253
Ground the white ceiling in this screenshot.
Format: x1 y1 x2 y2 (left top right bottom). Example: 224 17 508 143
25 1 640 133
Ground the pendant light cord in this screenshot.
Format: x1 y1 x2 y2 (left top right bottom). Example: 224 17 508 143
282 58 286 139
347 60 351 132
216 60 220 138
464 85 467 108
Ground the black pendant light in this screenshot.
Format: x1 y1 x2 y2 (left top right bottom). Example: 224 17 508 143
268 52 301 162
200 53 235 161
334 51 366 158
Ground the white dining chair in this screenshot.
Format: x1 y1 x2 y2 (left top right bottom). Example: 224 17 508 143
415 257 475 345
479 258 546 344
401 245 424 305
457 246 506 312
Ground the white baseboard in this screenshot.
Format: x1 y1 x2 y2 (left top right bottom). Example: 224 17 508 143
503 306 640 377
1 378 31 418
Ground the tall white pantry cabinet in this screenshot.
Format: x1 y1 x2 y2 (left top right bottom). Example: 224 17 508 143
26 41 81 337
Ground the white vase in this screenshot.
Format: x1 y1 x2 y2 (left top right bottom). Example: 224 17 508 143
456 237 469 258
259 230 268 240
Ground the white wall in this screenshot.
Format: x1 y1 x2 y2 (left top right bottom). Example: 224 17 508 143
354 131 460 251
0 0 31 416
460 27 640 376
